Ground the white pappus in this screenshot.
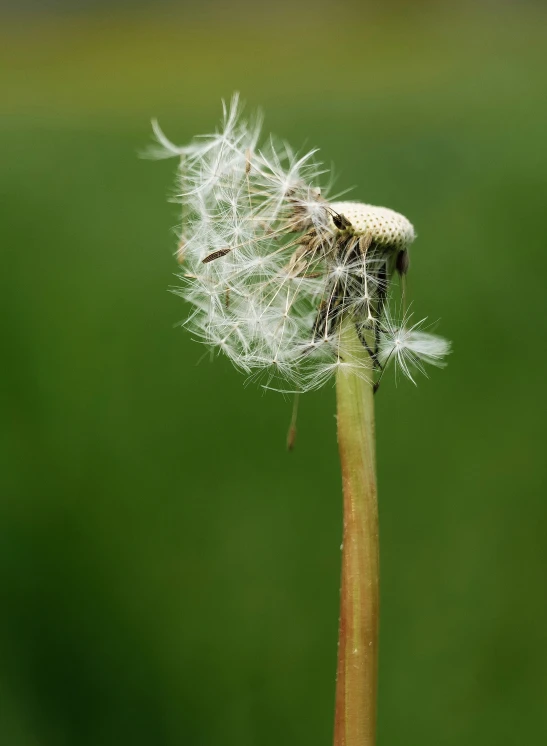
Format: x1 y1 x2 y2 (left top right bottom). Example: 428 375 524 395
151 94 450 392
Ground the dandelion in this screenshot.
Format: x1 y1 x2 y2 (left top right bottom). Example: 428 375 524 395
152 95 450 746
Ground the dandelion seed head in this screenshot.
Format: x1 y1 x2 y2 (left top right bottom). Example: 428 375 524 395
153 95 449 392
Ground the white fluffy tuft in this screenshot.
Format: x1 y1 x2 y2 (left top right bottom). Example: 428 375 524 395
153 96 448 392
378 310 451 385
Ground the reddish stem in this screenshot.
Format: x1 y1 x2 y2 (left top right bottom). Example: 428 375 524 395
334 324 379 746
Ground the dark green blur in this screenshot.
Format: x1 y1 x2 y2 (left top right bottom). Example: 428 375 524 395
1 4 547 744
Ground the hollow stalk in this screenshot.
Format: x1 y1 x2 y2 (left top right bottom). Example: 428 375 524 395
334 318 380 746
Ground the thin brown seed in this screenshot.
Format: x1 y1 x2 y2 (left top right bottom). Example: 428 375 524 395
396 248 409 276
286 393 300 451
359 233 373 255
342 235 359 263
331 210 352 231
202 248 231 264
286 244 307 271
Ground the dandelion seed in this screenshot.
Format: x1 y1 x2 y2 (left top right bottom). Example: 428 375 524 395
378 309 452 385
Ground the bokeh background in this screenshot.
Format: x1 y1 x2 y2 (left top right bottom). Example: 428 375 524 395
2 1 547 744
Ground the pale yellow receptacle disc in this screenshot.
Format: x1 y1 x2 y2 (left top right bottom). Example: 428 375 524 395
329 201 415 249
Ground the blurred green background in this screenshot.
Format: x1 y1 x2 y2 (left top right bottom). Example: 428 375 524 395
2 2 547 744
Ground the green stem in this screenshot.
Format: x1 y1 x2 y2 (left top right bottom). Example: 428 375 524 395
334 320 380 746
